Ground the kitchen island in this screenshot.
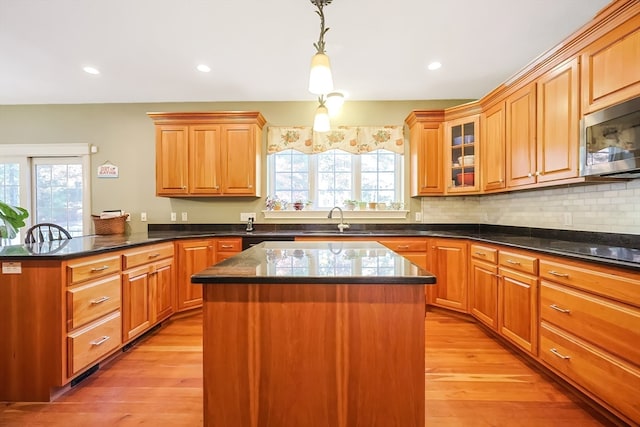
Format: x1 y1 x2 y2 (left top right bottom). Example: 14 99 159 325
191 241 436 427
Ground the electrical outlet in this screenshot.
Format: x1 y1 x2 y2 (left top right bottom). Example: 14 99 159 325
563 212 573 226
240 212 256 222
170 212 177 222
415 212 422 222
181 212 188 221
140 212 147 222
124 212 131 222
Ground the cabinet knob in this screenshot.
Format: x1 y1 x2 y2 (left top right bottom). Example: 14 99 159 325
527 172 533 178
535 171 541 176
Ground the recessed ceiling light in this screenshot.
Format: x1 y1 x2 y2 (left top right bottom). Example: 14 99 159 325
83 66 100 75
197 64 211 73
427 62 442 71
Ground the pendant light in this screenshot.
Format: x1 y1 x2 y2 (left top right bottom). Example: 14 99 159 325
313 96 331 132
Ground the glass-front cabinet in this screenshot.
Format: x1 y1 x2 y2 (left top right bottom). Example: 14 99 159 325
445 115 480 193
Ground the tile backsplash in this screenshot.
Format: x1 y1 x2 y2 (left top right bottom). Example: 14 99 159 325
420 179 640 235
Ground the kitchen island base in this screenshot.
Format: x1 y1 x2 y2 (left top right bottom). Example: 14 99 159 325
202 282 426 427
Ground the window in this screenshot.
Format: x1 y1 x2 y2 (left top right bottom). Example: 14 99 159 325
0 144 91 243
268 149 402 209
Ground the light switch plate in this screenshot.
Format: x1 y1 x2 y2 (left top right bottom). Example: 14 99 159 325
170 212 176 222
140 212 147 222
181 212 188 221
240 212 256 222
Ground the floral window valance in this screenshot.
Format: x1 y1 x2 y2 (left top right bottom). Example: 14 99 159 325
267 126 405 155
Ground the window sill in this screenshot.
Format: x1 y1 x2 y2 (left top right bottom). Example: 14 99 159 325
262 210 409 220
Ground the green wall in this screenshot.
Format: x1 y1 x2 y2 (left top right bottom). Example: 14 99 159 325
0 100 468 233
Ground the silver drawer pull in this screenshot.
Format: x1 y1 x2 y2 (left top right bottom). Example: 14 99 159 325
90 336 110 346
221 245 233 249
396 245 410 250
474 252 486 256
550 348 571 360
548 270 569 278
90 296 110 305
148 253 161 258
90 265 110 272
506 259 520 265
550 304 571 314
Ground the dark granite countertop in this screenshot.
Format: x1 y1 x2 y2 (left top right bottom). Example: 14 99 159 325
1 223 638 272
191 241 436 285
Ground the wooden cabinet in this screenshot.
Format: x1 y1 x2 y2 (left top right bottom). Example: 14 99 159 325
405 110 445 195
469 244 499 329
538 254 640 425
149 111 266 197
535 57 580 183
505 83 537 188
121 243 175 342
498 249 538 356
175 238 216 311
215 238 242 263
580 12 640 115
481 102 506 192
445 115 480 193
427 238 468 312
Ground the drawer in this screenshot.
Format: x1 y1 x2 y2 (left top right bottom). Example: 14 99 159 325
66 254 122 285
67 311 122 375
122 243 174 270
540 322 640 424
470 244 497 263
216 239 242 252
498 250 537 275
67 275 122 330
540 258 640 307
378 239 428 252
541 281 640 366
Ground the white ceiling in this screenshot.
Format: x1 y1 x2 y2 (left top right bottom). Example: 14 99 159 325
0 0 611 105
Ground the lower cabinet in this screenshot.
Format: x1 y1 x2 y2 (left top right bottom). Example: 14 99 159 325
427 238 468 312
498 249 539 356
175 238 216 311
538 255 640 425
469 244 499 329
121 243 175 343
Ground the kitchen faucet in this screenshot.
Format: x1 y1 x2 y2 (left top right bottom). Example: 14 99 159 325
328 207 349 233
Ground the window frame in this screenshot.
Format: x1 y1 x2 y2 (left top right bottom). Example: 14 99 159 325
0 143 92 241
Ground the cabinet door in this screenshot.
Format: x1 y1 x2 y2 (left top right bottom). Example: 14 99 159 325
152 258 174 323
411 124 443 195
445 116 479 194
221 124 257 195
470 258 498 330
581 14 640 115
481 102 506 191
176 239 215 311
190 125 222 195
156 125 189 196
428 239 468 312
506 83 537 188
499 268 538 355
536 57 580 183
122 266 151 341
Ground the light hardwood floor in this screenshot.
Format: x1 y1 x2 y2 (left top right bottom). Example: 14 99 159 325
0 310 616 426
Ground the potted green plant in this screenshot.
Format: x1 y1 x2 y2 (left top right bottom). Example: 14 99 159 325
343 199 357 211
0 201 29 239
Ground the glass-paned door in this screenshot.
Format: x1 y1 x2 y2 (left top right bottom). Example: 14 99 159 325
32 157 84 236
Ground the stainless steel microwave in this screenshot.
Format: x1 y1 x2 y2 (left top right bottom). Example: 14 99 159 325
580 96 640 178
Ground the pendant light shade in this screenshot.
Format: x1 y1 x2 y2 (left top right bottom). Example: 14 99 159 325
325 92 344 116
313 104 331 132
309 53 334 95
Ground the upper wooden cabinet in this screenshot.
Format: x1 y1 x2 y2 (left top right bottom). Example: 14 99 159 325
481 102 506 192
505 83 537 188
536 57 581 184
148 112 266 197
581 11 640 115
445 114 480 194
405 110 445 196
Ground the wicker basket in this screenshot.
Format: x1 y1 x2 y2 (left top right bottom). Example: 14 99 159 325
91 214 129 235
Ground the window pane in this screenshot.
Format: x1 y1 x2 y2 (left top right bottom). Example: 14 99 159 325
268 148 401 209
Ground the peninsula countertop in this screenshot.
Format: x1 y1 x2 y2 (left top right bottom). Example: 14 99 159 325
191 241 437 285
